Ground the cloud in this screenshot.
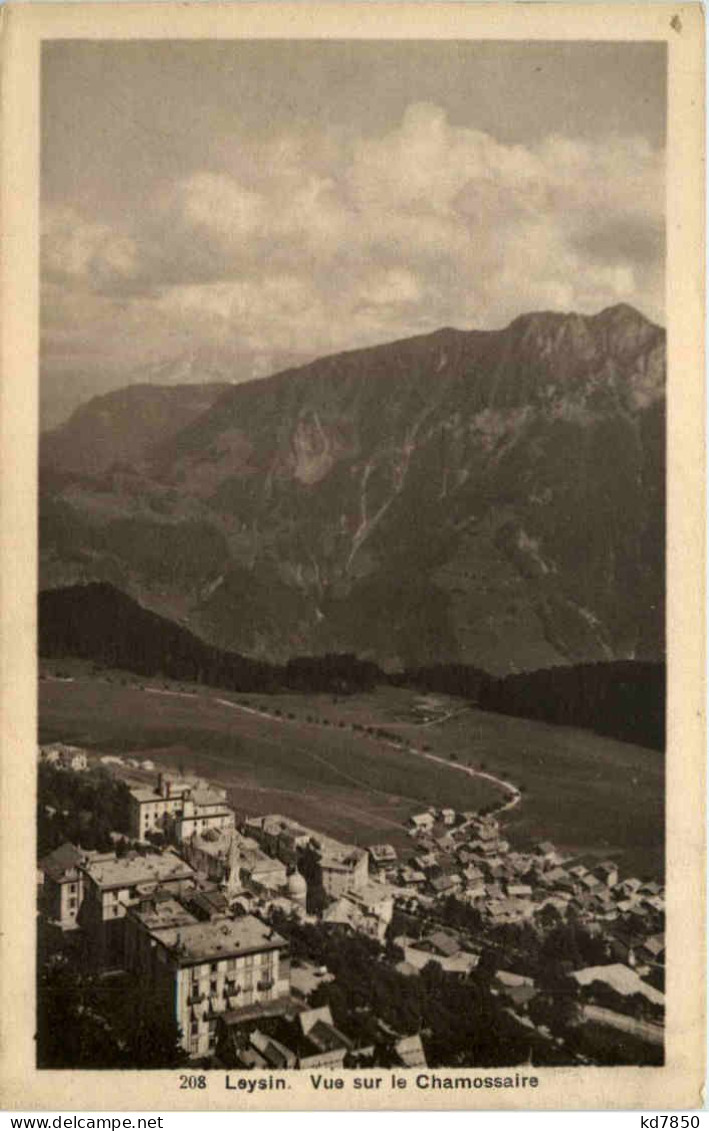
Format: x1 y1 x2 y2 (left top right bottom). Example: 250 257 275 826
41 102 665 409
42 206 138 290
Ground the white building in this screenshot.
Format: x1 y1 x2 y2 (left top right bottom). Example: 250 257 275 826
128 774 235 843
323 882 394 941
124 907 289 1059
80 849 196 965
39 842 87 930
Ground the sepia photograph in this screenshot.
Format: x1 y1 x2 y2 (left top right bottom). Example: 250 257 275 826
0 0 704 1113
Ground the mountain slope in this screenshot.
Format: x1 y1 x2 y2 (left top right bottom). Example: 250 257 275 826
41 382 231 477
39 304 665 672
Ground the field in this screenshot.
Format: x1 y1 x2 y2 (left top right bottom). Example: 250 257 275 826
38 665 664 876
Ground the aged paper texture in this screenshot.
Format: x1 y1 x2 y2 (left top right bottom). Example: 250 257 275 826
0 1 705 1112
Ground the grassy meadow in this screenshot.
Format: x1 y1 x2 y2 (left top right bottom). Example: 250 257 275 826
38 664 664 876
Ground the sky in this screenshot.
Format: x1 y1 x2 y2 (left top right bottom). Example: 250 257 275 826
41 40 666 425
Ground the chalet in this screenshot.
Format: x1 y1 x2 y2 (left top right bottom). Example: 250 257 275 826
430 874 457 896
494 971 537 1009
572 963 664 1009
637 934 665 964
569 864 589 880
506 883 533 899
368 844 398 871
297 1006 354 1069
580 873 601 892
409 812 435 833
41 743 89 772
393 1034 427 1068
427 931 461 958
594 861 619 887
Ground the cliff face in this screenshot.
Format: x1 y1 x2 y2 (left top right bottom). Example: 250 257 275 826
40 304 665 673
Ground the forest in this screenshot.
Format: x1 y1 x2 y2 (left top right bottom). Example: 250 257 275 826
39 582 665 750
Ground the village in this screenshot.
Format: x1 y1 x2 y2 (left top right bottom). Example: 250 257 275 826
37 740 665 1070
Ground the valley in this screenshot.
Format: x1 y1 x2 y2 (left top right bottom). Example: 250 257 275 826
39 664 664 877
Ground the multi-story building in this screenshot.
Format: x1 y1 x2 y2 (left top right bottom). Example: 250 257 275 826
39 743 89 772
124 905 289 1059
320 847 368 899
128 774 192 839
174 788 235 843
128 774 235 843
323 882 394 941
245 814 368 898
39 842 88 930
80 849 196 965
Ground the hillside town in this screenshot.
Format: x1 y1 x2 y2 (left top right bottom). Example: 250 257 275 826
37 742 665 1070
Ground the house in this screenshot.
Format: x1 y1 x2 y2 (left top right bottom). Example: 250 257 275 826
40 743 89 772
439 808 456 827
399 936 479 975
594 861 619 888
486 898 534 925
580 873 601 892
427 930 460 958
320 848 369 898
249 1028 297 1069
608 928 639 967
637 934 665 965
463 875 486 900
393 1034 427 1068
323 883 394 942
494 971 537 1009
368 844 398 872
542 866 571 887
572 963 665 1009
409 812 435 834
398 866 426 888
430 874 457 896
615 877 643 897
296 1006 354 1069
506 883 533 899
569 863 589 880
124 908 290 1059
39 842 87 930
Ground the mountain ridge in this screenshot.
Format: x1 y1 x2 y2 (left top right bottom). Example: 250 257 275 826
40 303 665 673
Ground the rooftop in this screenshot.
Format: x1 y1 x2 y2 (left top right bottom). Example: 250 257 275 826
572 963 665 1007
129 896 198 932
83 850 195 890
150 913 286 965
39 842 85 882
187 789 229 808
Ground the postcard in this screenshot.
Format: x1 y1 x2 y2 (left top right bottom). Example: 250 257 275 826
0 1 704 1112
